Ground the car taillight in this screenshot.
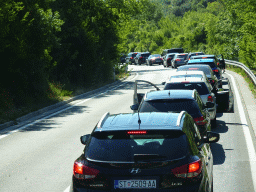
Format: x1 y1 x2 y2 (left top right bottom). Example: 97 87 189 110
127 131 147 135
176 59 181 61
73 160 99 179
213 69 218 72
217 62 219 66
139 56 143 59
207 95 213 102
193 116 206 126
131 57 133 59
172 159 202 178
167 58 171 60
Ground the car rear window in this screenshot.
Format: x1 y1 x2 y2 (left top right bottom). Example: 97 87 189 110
142 53 150 57
177 54 188 59
177 67 211 76
164 82 210 95
188 62 216 69
86 130 188 162
167 55 175 59
139 99 201 118
170 75 203 80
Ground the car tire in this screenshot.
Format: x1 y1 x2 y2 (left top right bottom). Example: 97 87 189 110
211 116 217 128
211 176 213 192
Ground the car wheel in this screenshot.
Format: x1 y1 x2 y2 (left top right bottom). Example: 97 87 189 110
211 116 217 128
211 176 213 192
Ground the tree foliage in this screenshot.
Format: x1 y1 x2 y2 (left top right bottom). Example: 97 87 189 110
1 0 256 119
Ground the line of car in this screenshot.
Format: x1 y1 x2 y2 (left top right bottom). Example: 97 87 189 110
70 49 233 192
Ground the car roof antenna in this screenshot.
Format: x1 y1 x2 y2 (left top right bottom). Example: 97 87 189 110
138 111 141 129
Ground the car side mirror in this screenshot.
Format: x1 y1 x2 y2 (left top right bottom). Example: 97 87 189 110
162 82 166 85
130 104 139 111
80 134 91 145
203 131 220 143
205 102 214 108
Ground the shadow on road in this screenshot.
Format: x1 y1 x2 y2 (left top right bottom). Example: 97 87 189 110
211 142 226 165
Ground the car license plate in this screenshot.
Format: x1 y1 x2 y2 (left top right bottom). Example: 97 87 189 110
114 180 156 189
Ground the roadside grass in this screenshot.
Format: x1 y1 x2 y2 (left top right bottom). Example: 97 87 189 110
226 65 256 98
0 64 130 125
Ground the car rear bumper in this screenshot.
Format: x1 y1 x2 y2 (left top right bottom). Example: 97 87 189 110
72 185 201 192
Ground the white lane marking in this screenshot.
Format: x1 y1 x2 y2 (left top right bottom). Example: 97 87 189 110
226 72 256 191
64 186 70 192
0 73 138 140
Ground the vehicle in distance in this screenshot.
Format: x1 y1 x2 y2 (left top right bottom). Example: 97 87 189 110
135 52 151 65
146 54 163 65
71 111 220 192
177 65 219 92
163 53 179 67
163 74 217 127
131 88 212 137
126 52 138 64
186 52 205 62
171 53 188 68
162 48 184 57
187 58 223 88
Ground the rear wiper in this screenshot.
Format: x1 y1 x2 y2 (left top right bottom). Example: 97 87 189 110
134 154 168 162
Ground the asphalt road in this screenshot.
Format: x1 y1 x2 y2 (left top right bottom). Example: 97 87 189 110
0 64 255 192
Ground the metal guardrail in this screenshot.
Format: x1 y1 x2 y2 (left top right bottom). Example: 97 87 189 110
225 59 256 86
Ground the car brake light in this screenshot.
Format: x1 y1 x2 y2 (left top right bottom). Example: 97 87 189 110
176 59 181 61
172 159 202 178
131 57 133 59
167 58 171 60
207 95 213 102
139 56 143 59
193 116 206 125
127 131 147 135
73 160 100 179
213 69 218 72
217 62 219 66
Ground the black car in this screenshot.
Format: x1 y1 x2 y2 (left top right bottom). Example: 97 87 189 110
161 48 184 57
131 87 212 136
71 111 219 192
120 54 126 64
177 64 219 92
126 52 138 64
146 54 163 65
186 52 205 62
187 59 223 88
163 53 178 67
135 52 151 65
171 53 189 68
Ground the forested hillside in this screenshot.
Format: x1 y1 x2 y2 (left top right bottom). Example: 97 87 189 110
1 0 256 123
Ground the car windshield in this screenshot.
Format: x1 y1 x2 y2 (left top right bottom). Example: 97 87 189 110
177 67 211 76
139 99 201 118
86 130 188 162
164 82 210 95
